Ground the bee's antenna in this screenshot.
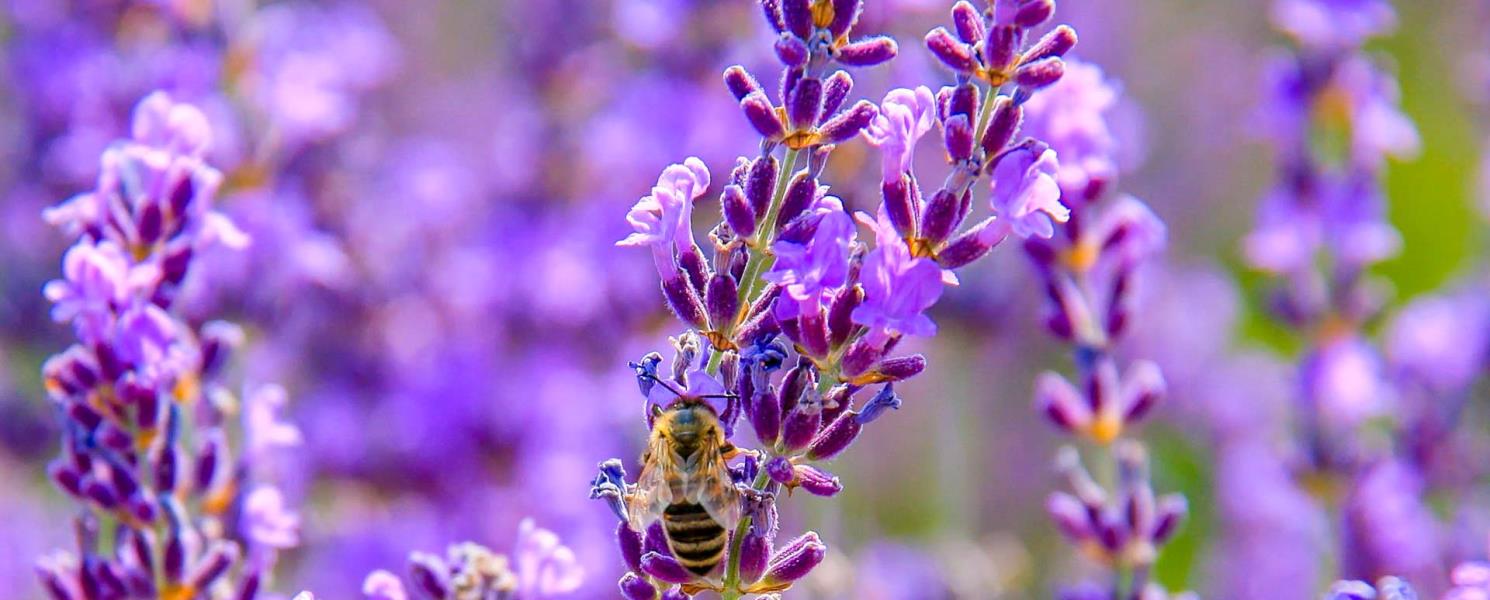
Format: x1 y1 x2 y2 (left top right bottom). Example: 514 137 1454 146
633 370 686 398
695 393 740 400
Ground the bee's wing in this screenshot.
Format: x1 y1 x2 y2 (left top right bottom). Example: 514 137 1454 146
683 436 742 528
626 433 675 532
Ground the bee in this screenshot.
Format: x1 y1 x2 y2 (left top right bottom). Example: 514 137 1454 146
628 397 742 577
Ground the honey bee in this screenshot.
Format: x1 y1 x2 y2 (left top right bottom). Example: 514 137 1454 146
628 398 742 577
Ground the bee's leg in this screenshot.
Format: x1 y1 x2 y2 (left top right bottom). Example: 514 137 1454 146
720 442 740 460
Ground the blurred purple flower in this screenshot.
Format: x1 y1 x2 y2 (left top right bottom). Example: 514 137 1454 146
1271 0 1396 49
851 211 943 339
1342 460 1441 586
1020 59 1120 200
1302 335 1393 431
244 485 302 550
1386 292 1490 394
513 518 586 598
43 240 158 340
989 145 1068 239
862 86 937 182
244 383 304 463
362 569 408 600
1243 176 1399 275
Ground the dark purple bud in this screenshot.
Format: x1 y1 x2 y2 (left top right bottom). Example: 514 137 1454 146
1121 361 1165 423
168 177 194 219
68 402 102 431
774 33 810 67
108 460 140 500
84 479 119 509
1015 0 1055 28
1035 371 1090 433
237 571 260 600
641 552 696 583
787 77 823 131
408 552 451 599
164 530 186 582
721 187 756 242
87 558 126 598
938 218 1006 268
794 464 842 496
138 202 163 245
951 1 984 43
881 178 917 237
616 522 644 573
797 312 831 359
925 28 976 72
981 97 1022 155
725 66 762 101
160 244 192 286
826 286 863 349
752 387 783 449
1047 492 1094 541
820 71 855 118
761 0 785 32
1015 56 1065 90
639 522 670 559
766 456 796 485
781 396 823 452
806 411 861 461
777 172 817 232
36 562 78 600
920 189 962 246
746 157 779 218
662 276 709 329
49 461 83 497
1151 495 1187 545
97 421 132 453
839 336 886 379
189 542 238 589
949 83 979 119
984 25 1021 72
738 530 770 584
762 532 826 584
835 36 897 67
818 100 877 143
741 92 786 140
1097 509 1128 552
1025 25 1078 62
706 274 741 332
827 0 861 37
128 529 155 578
678 245 709 294
618 573 656 600
876 355 926 381
782 0 812 38
195 436 219 493
944 114 975 162
660 589 690 600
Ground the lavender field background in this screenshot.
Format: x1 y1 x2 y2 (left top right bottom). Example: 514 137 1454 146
1 0 1488 598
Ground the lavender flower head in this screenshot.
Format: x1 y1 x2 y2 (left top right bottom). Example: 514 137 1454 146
1272 0 1397 50
1020 58 1119 203
360 520 582 600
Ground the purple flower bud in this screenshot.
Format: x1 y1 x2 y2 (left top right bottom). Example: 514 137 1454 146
984 25 1020 72
936 218 1007 269
98 421 131 452
781 395 823 452
839 336 886 379
980 97 1022 155
238 571 259 600
1035 371 1090 433
1015 57 1066 91
751 387 782 447
660 589 690 600
827 0 861 38
820 71 856 117
1015 0 1055 28
641 552 696 583
818 100 877 144
796 312 831 359
762 532 827 584
746 157 779 218
49 461 83 497
787 78 823 131
1025 25 1078 62
662 276 709 329
775 34 809 68
738 530 770 584
952 1 984 43
880 178 918 238
944 114 975 162
164 530 186 582
826 286 863 349
195 435 220 493
948 84 979 120
138 201 164 245
408 552 450 599
836 37 897 67
722 185 756 240
782 0 812 38
724 66 762 101
617 522 644 573
706 274 741 332
84 479 119 509
68 402 102 431
766 456 796 486
618 573 656 600
1151 495 1187 545
760 0 785 32
919 189 962 246
876 355 926 381
1121 360 1164 423
807 411 861 461
925 28 976 73
741 93 786 140
1047 492 1094 541
777 172 818 232
189 542 238 589
794 464 842 496
645 522 672 558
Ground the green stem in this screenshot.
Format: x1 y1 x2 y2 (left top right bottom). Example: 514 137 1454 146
735 149 802 310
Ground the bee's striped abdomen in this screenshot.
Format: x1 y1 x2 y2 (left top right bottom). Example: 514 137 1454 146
663 502 727 576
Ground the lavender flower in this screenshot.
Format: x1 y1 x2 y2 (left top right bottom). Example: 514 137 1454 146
851 211 943 340
861 86 937 182
361 521 582 600
988 144 1067 239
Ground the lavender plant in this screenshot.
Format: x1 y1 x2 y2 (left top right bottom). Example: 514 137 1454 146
1013 53 1187 598
359 519 584 600
34 92 302 599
